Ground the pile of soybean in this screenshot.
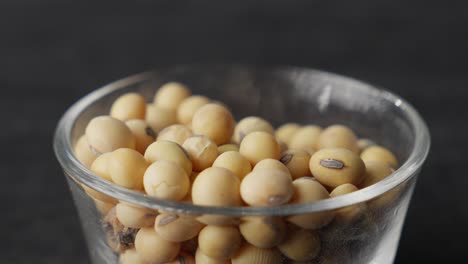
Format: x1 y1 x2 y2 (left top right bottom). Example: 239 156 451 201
74 82 399 264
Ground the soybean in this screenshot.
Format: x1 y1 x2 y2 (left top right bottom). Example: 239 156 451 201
192 104 235 145
361 145 399 168
233 116 274 143
198 225 242 260
154 82 191 110
212 151 252 180
280 149 311 179
146 104 177 133
360 161 394 188
287 177 334 229
309 148 366 188
239 131 280 165
330 183 366 222
357 138 376 152
135 227 181 264
195 248 230 264
125 120 156 154
85 116 136 154
239 216 286 248
74 135 96 168
143 160 190 201
253 159 291 179
278 228 321 262
217 143 239 154
275 123 301 145
109 148 149 189
119 249 148 264
191 167 242 207
289 125 322 150
116 202 157 228
93 198 116 216
182 135 218 172
240 169 293 206
318 125 359 154
103 208 138 253
157 124 193 146
165 253 196 264
154 213 204 242
177 95 211 124
90 152 113 182
231 244 282 264
110 93 146 121
144 140 192 175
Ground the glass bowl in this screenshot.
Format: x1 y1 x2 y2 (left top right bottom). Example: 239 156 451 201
54 65 430 264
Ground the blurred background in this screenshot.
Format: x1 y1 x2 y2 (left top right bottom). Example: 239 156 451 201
1 1 467 263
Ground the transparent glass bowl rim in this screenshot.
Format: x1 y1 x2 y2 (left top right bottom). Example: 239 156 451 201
53 65 430 216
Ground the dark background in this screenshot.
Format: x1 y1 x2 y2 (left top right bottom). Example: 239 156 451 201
1 1 467 263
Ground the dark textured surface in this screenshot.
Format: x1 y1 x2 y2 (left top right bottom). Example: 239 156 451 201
1 1 467 263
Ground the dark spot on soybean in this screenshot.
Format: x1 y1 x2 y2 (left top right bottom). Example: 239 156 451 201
320 159 345 169
145 126 157 140
179 255 186 264
118 227 138 246
280 153 293 165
